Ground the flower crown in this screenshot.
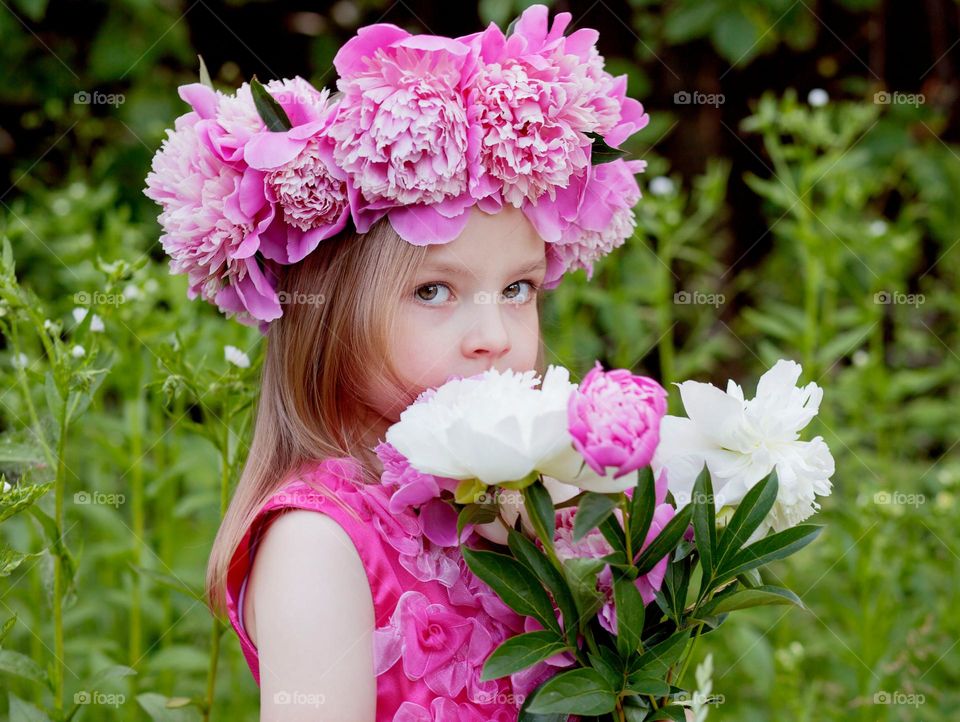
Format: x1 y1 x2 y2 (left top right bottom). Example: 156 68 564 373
144 4 650 332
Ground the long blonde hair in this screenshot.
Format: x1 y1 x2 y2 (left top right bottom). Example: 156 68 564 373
205 217 548 618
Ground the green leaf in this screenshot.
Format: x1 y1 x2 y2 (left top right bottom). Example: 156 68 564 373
701 585 805 616
646 705 689 721
197 54 213 88
462 548 561 634
250 76 293 132
525 667 617 715
480 630 568 681
586 132 629 165
0 544 40 577
691 465 716 576
573 492 617 541
717 524 825 582
523 481 556 544
8 693 52 722
599 515 627 561
631 631 688 677
628 467 656 555
507 530 579 639
0 482 53 524
635 504 693 575
562 557 606 623
613 572 645 656
0 649 50 686
623 672 670 696
716 469 779 568
456 502 498 541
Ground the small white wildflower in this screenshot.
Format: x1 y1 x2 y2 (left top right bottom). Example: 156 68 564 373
72 306 104 332
1 480 11 493
123 283 143 300
869 220 887 236
649 176 675 197
224 345 250 369
11 353 28 369
43 319 54 330
71 344 86 358
852 349 869 367
808 88 829 107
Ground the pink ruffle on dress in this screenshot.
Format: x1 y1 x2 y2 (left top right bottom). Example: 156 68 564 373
225 456 529 721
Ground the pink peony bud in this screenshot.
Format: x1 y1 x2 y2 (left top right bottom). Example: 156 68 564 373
567 361 668 479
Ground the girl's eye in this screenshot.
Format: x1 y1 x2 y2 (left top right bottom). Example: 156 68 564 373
501 280 538 304
414 283 452 305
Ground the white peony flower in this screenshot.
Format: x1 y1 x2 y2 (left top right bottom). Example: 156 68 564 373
385 365 638 494
651 359 834 535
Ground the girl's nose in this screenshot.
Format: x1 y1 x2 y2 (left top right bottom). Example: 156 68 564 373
462 294 511 361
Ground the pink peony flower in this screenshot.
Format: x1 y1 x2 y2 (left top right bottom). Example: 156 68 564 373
461 5 649 212
328 24 476 244
552 158 646 280
241 84 350 264
143 85 282 331
568 360 668 479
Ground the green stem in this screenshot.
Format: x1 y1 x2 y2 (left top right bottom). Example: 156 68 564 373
673 622 705 689
51 378 69 716
128 350 144 675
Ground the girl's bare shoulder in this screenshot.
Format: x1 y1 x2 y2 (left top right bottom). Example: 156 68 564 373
244 508 373 648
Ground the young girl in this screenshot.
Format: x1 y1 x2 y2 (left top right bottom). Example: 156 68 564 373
146 5 650 720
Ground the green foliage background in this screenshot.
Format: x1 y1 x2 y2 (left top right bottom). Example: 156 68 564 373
0 0 957 720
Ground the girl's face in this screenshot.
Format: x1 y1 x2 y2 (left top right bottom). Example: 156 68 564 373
369 204 547 431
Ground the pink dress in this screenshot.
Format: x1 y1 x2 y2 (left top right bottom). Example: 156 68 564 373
225 456 529 721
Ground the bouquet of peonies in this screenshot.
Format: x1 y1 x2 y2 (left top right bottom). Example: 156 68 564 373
376 359 834 721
